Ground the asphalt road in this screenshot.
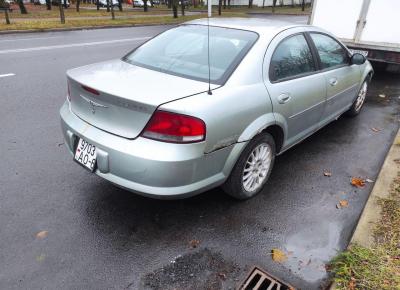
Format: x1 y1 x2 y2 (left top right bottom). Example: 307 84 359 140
1 19 400 290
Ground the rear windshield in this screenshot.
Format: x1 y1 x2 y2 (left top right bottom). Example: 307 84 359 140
123 25 258 85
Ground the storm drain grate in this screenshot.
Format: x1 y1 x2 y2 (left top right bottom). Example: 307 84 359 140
239 267 295 290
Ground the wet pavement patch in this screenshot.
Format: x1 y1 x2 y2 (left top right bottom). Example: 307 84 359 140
141 248 241 290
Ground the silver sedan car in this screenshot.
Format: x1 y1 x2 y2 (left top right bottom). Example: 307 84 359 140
60 18 373 199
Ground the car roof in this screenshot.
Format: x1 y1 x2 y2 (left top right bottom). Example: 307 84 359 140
184 17 305 35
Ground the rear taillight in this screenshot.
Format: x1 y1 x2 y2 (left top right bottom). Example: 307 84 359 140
142 110 206 143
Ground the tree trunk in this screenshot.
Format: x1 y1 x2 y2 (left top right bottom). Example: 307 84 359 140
58 0 65 23
45 0 51 10
180 2 184 16
291 0 294 7
96 0 99 10
4 8 10 24
248 0 252 9
17 0 28 14
262 0 264 8
223 0 225 9
301 0 305 11
167 0 171 9
106 0 110 12
76 0 80 11
118 0 122 11
218 0 221 15
143 0 147 12
272 0 277 13
227 0 230 9
110 0 115 19
172 0 177 18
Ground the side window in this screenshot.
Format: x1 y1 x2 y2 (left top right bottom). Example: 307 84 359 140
270 34 315 82
310 33 349 69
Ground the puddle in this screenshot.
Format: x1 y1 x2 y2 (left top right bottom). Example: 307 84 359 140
283 222 341 283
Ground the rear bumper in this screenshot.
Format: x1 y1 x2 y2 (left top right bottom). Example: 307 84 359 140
60 101 235 199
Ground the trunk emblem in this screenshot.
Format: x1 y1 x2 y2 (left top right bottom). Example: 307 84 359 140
80 94 108 114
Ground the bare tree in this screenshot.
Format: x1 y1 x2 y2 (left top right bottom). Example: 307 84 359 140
223 0 225 9
45 0 51 10
227 0 230 9
272 0 277 13
16 0 27 14
117 0 122 11
218 0 221 15
262 0 265 8
172 0 177 17
301 0 305 11
76 0 80 11
96 0 99 10
143 0 148 12
291 0 294 7
110 0 115 19
0 0 11 23
106 0 110 12
248 0 252 8
58 0 65 23
181 1 184 16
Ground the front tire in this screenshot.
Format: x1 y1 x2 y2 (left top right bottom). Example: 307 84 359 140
222 133 275 200
346 80 368 117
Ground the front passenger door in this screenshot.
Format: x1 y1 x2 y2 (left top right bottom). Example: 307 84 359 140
266 33 326 148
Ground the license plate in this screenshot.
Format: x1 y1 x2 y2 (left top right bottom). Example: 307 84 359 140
349 49 369 57
74 138 97 171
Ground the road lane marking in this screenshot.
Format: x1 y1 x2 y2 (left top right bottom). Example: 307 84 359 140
0 37 151 54
0 73 15 78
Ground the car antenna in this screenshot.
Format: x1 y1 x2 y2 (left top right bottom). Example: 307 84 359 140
207 0 212 95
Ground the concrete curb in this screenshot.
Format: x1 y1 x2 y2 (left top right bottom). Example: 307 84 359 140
330 128 400 289
0 22 178 35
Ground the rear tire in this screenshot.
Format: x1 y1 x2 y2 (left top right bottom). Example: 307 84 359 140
346 80 368 117
222 133 275 200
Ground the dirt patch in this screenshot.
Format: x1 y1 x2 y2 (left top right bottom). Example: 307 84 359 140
141 248 241 290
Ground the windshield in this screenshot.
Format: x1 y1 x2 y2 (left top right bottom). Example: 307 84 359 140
123 25 258 85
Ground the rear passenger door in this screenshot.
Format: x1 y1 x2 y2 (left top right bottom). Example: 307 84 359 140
265 31 326 149
308 32 361 123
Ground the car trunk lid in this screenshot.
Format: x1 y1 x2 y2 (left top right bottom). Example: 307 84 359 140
67 59 213 139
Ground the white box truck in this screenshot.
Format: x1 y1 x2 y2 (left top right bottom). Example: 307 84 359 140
309 0 400 68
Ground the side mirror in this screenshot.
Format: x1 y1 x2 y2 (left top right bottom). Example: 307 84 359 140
350 53 366 65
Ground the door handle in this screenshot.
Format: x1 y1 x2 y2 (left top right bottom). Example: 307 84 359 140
277 93 291 104
329 78 338 86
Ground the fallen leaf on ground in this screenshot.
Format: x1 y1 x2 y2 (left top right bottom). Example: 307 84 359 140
394 158 400 164
36 231 48 239
218 273 227 280
323 171 332 177
36 254 46 262
349 277 356 290
271 248 287 263
371 127 381 132
351 177 365 188
365 178 374 183
189 239 200 249
337 200 349 209
379 94 386 98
